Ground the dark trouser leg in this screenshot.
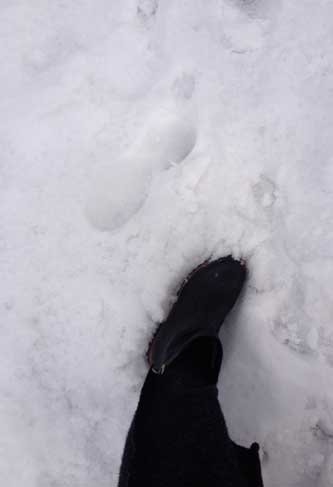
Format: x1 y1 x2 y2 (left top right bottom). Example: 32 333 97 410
118 339 263 487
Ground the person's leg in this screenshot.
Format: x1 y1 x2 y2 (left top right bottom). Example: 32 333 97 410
118 338 263 487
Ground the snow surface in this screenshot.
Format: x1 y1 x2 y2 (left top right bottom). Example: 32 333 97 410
1 1 333 485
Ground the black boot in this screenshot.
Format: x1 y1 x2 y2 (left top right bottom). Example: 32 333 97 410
119 256 264 487
148 255 247 376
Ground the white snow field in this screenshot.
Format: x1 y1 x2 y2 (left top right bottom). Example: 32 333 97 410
1 0 333 485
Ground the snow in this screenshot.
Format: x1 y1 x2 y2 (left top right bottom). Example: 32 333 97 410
1 0 333 486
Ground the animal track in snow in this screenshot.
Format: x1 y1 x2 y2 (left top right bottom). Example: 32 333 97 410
137 0 159 23
219 1 265 53
86 110 197 232
221 0 281 53
253 174 278 209
229 0 280 20
172 73 196 101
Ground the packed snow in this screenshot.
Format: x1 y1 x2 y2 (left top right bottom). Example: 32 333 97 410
1 1 333 486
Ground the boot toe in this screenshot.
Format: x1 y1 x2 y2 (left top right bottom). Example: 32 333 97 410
211 256 247 290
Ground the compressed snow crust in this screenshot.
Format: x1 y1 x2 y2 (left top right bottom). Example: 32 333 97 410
1 1 333 485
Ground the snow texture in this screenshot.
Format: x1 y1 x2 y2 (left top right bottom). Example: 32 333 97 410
1 1 333 486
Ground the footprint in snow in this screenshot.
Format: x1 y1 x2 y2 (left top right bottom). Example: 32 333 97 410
86 110 197 232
